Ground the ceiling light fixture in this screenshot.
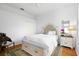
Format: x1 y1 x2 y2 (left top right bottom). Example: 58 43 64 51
20 8 24 11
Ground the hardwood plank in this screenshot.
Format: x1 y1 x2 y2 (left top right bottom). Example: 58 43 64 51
61 47 77 56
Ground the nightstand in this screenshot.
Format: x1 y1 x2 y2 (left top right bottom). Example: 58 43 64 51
60 35 74 48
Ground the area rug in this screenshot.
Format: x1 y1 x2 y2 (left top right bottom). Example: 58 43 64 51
7 48 31 56
51 46 62 56
6 46 62 56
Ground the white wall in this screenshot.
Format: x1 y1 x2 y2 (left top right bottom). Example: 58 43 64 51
0 5 36 45
36 5 77 34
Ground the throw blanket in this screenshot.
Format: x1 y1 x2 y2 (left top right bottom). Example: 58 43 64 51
0 33 12 46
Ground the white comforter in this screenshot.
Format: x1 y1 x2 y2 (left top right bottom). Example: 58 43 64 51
23 34 58 55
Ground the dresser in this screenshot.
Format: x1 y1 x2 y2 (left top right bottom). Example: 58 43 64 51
60 35 74 48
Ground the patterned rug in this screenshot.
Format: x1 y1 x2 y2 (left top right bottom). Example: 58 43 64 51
7 48 31 56
51 46 62 56
6 46 62 56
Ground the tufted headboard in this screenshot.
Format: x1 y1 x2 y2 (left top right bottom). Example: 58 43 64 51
43 24 56 34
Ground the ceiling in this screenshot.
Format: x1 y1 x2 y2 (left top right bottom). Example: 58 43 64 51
4 3 76 16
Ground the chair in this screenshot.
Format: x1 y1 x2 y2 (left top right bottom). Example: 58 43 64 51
0 33 15 55
5 41 15 54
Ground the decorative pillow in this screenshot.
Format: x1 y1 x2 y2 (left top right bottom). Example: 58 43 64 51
48 31 56 35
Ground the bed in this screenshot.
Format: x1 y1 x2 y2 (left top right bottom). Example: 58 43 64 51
22 25 58 56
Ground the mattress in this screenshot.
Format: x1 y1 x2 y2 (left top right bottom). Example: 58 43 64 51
22 34 58 56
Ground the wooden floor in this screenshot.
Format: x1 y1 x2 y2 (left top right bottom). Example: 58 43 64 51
0 44 77 56
61 47 77 56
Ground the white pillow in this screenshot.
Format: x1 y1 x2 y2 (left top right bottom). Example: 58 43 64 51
48 31 56 35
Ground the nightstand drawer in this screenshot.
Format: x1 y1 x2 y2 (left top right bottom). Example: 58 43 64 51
60 36 73 48
61 41 72 46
